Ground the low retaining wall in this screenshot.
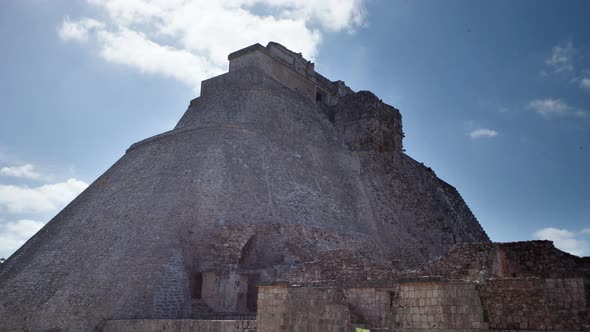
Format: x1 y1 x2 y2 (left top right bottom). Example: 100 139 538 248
394 281 487 330
258 276 588 331
257 285 352 332
479 277 586 330
103 319 256 332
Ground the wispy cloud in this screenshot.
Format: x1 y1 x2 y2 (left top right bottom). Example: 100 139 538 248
57 0 367 93
526 98 587 119
534 227 589 256
0 164 41 180
0 178 88 214
57 17 105 42
468 128 498 139
527 98 571 117
541 41 590 94
0 219 44 258
544 40 575 75
97 28 218 92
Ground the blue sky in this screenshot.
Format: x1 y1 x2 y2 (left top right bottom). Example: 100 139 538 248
0 0 588 259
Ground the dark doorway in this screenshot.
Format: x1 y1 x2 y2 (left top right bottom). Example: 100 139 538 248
316 89 327 105
316 92 323 102
246 275 260 312
192 273 203 299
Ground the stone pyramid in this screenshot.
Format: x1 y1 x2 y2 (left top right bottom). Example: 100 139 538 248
0 42 488 331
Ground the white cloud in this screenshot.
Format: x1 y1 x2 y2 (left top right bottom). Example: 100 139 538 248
97 28 221 90
580 77 590 91
534 227 588 256
544 40 575 74
527 98 572 117
0 219 45 259
527 98 589 120
468 128 498 139
0 178 88 214
536 227 575 240
4 219 44 238
57 17 105 42
0 164 41 180
57 0 367 92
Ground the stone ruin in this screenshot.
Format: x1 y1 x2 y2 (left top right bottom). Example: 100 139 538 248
0 42 587 331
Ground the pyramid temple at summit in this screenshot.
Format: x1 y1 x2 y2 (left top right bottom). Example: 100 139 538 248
0 42 588 332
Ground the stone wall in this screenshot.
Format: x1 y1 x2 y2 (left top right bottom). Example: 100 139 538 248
103 319 256 332
332 91 404 153
302 249 396 284
227 43 319 102
257 285 352 332
393 281 487 330
421 241 588 281
419 243 496 281
478 277 587 330
493 241 586 278
344 287 394 327
257 276 588 331
227 42 353 106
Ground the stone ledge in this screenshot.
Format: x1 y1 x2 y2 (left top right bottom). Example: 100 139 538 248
103 319 257 332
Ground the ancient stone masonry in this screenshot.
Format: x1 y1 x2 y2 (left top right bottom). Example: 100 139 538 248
421 240 590 280
103 319 257 332
478 277 586 330
331 91 404 153
257 285 352 332
0 42 586 331
256 241 589 331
